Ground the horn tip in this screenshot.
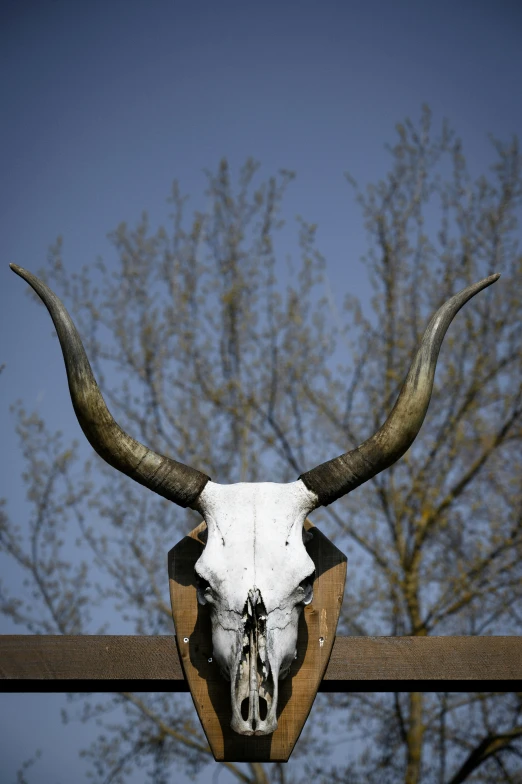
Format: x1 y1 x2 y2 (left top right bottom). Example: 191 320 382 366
478 272 501 289
10 263 26 278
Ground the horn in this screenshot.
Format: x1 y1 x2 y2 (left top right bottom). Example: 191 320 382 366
300 274 500 507
10 264 210 509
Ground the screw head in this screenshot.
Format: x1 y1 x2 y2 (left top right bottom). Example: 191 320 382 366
208 657 213 663
183 637 189 643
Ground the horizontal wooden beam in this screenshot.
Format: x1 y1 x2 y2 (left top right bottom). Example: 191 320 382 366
1 635 520 686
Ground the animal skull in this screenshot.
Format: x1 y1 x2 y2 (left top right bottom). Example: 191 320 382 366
11 264 499 735
194 480 317 734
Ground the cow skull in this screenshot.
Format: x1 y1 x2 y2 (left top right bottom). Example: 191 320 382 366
194 480 317 734
11 263 499 735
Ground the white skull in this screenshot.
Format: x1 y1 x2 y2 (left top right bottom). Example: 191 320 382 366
194 480 317 735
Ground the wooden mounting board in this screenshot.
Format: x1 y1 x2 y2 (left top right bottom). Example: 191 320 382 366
168 519 347 762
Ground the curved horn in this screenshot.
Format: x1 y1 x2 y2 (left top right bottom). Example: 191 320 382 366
10 264 210 509
300 274 500 507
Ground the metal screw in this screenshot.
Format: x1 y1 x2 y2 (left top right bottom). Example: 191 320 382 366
319 636 324 647
183 637 189 643
208 657 213 663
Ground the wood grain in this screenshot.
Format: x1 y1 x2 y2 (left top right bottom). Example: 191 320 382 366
325 635 522 680
168 520 347 762
0 634 184 681
1 635 521 681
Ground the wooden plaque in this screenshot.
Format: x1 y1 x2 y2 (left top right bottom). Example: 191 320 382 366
168 520 347 762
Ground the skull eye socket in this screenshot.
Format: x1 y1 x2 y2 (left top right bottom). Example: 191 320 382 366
299 572 315 605
196 575 215 605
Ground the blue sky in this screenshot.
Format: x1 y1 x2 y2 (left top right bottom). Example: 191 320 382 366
1 1 521 781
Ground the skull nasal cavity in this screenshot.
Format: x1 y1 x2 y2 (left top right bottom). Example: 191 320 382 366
244 588 267 618
240 698 268 723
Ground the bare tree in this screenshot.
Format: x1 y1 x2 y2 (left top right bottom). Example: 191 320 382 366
2 107 521 783
308 107 522 784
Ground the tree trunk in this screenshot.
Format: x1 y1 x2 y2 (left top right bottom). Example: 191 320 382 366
405 692 424 784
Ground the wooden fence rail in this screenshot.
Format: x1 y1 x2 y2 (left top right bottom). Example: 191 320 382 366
1 636 520 686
